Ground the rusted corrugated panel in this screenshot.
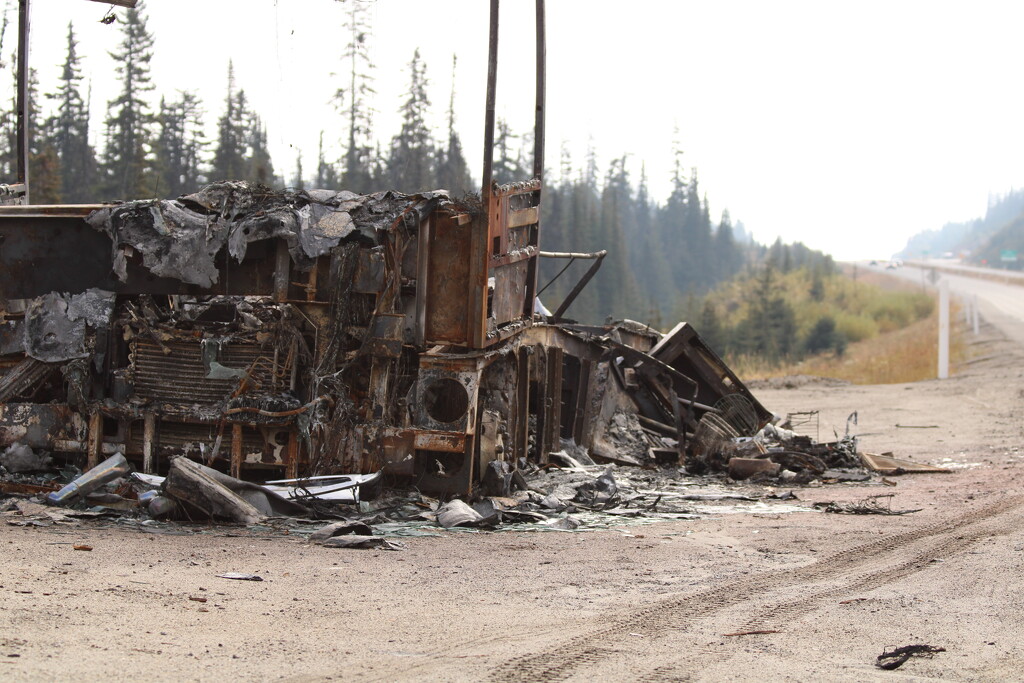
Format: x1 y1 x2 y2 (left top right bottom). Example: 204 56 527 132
132 338 275 404
0 357 56 401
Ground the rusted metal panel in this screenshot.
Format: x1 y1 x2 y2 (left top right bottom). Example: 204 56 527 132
483 182 541 343
413 430 466 452
468 211 491 348
0 481 57 496
491 259 530 325
508 206 539 229
363 313 404 358
422 214 473 345
354 247 386 294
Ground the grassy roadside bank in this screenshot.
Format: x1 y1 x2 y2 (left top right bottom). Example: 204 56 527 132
725 269 966 384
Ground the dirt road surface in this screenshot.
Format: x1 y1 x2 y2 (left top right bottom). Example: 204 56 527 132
3 321 1024 681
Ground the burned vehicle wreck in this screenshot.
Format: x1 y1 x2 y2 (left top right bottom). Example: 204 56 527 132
0 2 780 498
0 178 777 496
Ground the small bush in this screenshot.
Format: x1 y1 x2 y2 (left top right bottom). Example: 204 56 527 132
804 316 839 354
834 313 878 343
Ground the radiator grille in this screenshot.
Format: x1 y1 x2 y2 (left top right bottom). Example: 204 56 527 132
131 338 276 405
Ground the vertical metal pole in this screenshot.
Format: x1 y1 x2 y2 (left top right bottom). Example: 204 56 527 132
938 278 949 379
533 0 546 182
16 0 30 203
481 0 499 202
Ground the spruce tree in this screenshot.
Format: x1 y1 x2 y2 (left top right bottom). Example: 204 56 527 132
154 91 204 197
492 118 523 184
713 209 741 282
245 114 275 186
434 55 473 196
179 91 205 191
334 0 375 193
595 156 641 320
387 48 434 192
629 162 672 323
292 154 305 190
25 68 61 203
46 22 95 203
210 62 246 181
315 131 340 189
99 0 156 199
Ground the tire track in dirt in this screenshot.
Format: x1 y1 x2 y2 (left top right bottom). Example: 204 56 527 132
735 510 1017 634
630 500 1024 682
488 495 1024 683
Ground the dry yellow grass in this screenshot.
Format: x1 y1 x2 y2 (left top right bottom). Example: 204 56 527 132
731 301 967 385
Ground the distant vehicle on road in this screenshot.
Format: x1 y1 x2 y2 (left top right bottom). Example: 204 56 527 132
869 260 878 266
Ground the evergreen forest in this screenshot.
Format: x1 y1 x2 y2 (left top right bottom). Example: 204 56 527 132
0 1 834 328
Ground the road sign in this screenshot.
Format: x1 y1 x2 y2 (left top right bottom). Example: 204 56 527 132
1001 250 1018 262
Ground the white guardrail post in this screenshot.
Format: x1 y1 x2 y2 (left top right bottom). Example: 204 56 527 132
938 278 949 379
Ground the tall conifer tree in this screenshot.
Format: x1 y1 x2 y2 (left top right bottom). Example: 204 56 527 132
99 0 155 199
335 0 375 193
387 48 433 191
435 55 473 196
47 22 95 202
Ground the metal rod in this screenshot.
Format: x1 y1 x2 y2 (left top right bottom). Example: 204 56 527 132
540 249 607 260
536 257 574 297
481 0 499 202
552 253 605 319
16 0 30 203
533 0 546 182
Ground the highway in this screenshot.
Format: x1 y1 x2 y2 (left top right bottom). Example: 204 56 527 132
864 260 1024 345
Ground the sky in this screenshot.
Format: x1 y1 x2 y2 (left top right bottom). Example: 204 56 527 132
15 0 1024 261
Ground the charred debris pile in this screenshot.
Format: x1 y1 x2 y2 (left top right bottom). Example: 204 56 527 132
0 181 931 533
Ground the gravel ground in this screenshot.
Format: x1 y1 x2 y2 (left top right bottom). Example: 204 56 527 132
2 322 1023 682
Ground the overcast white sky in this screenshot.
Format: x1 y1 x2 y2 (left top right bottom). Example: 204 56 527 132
18 0 1024 260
